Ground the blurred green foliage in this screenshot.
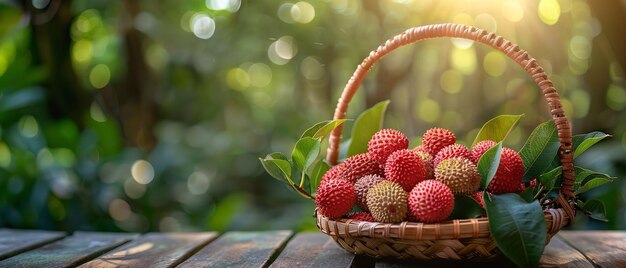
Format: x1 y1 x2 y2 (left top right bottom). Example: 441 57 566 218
0 0 625 232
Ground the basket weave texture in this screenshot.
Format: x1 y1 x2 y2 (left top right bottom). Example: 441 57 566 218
316 23 576 260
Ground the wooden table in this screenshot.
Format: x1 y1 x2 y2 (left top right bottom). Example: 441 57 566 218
0 229 624 267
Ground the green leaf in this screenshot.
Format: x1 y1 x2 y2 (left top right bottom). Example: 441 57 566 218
449 195 484 219
485 193 547 268
314 119 348 139
300 119 348 140
347 100 390 157
309 160 330 194
519 186 534 202
478 142 503 190
572 132 610 158
259 157 292 184
292 137 321 172
519 121 560 182
300 121 329 139
574 166 615 192
472 114 523 147
576 177 613 195
539 166 562 193
581 200 608 222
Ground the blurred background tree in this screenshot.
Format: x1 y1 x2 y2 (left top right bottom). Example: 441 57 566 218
0 0 624 232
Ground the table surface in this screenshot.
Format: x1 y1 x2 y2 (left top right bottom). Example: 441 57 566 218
0 229 624 267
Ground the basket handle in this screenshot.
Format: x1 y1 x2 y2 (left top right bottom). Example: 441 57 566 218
326 23 575 218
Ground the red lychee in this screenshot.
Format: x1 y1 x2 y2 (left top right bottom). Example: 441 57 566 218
341 153 382 183
384 149 427 192
408 180 455 223
321 163 347 183
347 212 376 222
315 179 356 218
422 128 456 156
471 140 497 163
487 147 525 194
433 144 472 167
367 129 409 165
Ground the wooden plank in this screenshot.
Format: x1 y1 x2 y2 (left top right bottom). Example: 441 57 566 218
269 232 355 268
79 232 218 268
0 231 135 268
559 231 626 267
178 231 293 268
539 235 593 268
0 229 66 261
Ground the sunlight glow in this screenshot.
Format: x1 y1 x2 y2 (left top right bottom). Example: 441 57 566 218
191 14 216 39
291 2 316 24
89 64 111 89
538 0 561 25
0 142 11 168
483 51 507 77
109 198 131 221
131 160 155 184
502 0 524 22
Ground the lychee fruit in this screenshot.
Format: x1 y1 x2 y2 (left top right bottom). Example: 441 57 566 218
433 144 472 167
414 150 434 180
435 157 480 194
472 191 485 208
321 163 347 183
471 140 497 163
347 212 376 222
385 149 426 192
413 145 428 155
367 181 408 223
367 129 409 165
315 179 356 218
422 128 456 156
487 147 525 194
408 180 454 223
341 153 382 183
354 174 385 212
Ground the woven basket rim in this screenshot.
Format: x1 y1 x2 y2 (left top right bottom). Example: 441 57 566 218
316 207 568 242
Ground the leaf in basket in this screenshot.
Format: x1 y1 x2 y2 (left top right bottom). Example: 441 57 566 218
472 114 523 147
519 121 560 183
259 155 292 184
300 119 349 140
485 192 547 268
573 166 615 193
449 195 484 219
576 178 613 195
572 131 611 158
309 160 330 194
519 186 534 202
292 137 321 172
347 100 390 157
539 166 562 193
478 142 503 190
578 199 608 222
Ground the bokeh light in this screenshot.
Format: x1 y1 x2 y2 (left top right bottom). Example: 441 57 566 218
131 160 155 185
191 14 216 39
89 64 111 89
538 0 561 25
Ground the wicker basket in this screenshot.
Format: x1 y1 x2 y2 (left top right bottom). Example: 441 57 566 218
315 23 577 260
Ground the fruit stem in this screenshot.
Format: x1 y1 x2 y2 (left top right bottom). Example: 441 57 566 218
533 186 545 200
291 183 314 200
299 172 306 188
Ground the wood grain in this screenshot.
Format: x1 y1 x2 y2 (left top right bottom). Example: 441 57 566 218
559 231 626 267
539 235 593 267
0 229 66 261
270 232 355 268
79 232 218 268
177 231 293 268
0 231 135 268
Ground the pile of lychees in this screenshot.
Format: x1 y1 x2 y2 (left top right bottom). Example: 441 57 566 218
315 128 525 223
